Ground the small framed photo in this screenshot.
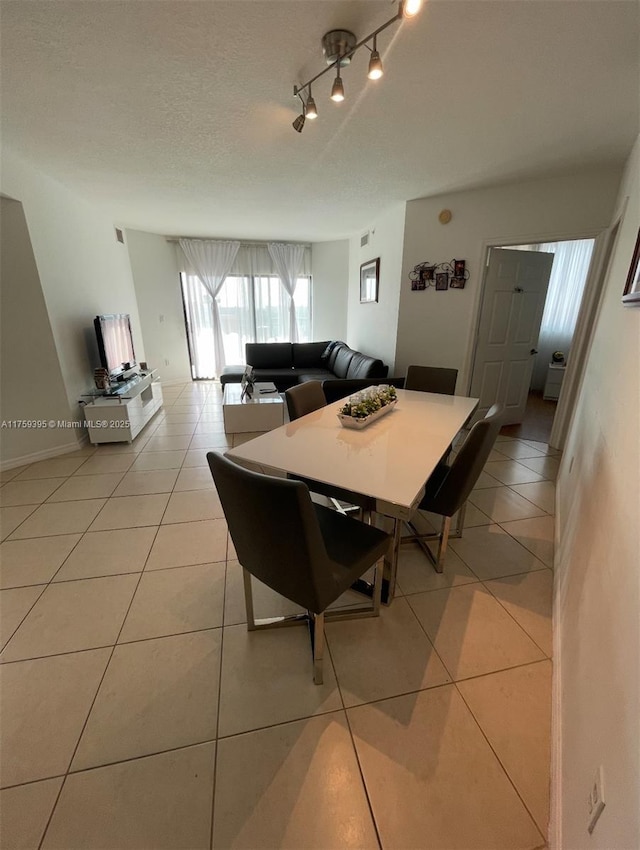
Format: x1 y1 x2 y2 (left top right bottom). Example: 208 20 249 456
421 266 435 283
453 259 466 279
411 278 426 291
360 258 380 303
623 227 640 306
449 277 466 289
435 272 449 291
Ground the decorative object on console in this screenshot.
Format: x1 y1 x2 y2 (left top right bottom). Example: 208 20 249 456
240 366 256 400
291 0 423 132
94 368 110 390
410 259 470 290
338 385 397 429
551 351 565 364
360 258 380 303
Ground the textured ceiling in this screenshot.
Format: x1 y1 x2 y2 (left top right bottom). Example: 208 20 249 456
1 0 638 241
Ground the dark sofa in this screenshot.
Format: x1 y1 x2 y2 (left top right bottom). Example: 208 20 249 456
220 341 389 393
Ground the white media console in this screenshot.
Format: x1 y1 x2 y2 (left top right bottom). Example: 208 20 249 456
82 370 163 444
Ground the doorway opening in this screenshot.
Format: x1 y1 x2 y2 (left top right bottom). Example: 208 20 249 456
472 238 595 443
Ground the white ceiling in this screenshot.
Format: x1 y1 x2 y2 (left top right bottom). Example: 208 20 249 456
2 0 638 241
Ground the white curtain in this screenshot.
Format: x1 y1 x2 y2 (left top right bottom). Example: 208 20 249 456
178 239 240 376
268 243 305 343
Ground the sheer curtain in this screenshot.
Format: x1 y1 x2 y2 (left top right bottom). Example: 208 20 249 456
178 242 312 379
178 239 240 376
268 243 305 342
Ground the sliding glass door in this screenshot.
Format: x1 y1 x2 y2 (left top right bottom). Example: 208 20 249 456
181 273 312 379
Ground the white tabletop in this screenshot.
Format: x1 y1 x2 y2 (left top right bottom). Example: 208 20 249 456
227 389 478 516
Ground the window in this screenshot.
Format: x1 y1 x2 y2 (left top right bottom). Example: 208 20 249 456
181 273 311 379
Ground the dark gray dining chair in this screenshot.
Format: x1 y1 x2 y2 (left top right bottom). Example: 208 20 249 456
404 403 504 571
207 451 391 684
405 365 458 395
285 381 326 421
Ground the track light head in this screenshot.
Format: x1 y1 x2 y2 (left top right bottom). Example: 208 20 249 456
367 37 383 80
306 95 318 119
402 0 423 18
330 73 345 102
292 112 306 133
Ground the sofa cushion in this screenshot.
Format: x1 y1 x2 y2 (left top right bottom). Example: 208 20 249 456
292 342 330 369
333 346 355 378
246 343 292 369
297 369 335 383
327 342 347 372
346 350 387 379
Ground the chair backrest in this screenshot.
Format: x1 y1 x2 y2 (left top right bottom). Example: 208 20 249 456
406 365 458 395
285 381 327 421
207 451 333 613
427 403 504 517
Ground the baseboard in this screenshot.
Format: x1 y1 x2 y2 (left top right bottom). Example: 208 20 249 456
0 435 88 472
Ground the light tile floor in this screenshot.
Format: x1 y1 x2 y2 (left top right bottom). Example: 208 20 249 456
0 382 554 850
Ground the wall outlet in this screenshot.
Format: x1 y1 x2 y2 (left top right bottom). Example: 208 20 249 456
587 765 606 834
164 358 170 366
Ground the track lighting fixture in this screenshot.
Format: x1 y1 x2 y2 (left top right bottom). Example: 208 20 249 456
367 36 383 80
330 70 345 102
291 0 422 132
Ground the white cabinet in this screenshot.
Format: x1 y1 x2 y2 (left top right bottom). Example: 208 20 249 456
543 363 565 401
82 371 163 444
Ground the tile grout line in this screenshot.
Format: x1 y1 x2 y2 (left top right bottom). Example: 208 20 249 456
454 679 549 844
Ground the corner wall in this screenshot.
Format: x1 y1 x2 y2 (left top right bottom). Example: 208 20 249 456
347 204 406 373
395 168 622 388
554 139 639 848
310 240 348 342
0 149 145 418
0 198 76 464
126 229 192 384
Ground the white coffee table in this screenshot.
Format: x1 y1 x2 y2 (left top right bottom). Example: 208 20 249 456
222 382 284 433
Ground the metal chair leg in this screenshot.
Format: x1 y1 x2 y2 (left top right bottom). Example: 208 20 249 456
312 612 325 685
242 568 257 630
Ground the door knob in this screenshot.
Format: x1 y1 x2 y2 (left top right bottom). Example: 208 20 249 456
530 348 538 355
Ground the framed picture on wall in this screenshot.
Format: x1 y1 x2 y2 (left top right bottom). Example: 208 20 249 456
622 227 640 306
360 258 380 303
435 272 449 291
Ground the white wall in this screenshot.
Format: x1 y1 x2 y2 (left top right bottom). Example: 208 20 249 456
395 168 622 388
126 229 192 384
554 139 639 849
0 198 77 465
0 149 145 415
310 239 348 342
347 204 406 374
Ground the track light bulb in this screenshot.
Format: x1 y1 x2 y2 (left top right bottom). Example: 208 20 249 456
330 73 345 102
403 0 423 17
368 47 383 80
292 112 305 133
306 92 318 119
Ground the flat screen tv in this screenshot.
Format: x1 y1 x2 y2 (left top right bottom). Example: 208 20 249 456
94 314 137 378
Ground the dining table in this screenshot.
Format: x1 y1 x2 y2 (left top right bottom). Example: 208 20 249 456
226 388 479 602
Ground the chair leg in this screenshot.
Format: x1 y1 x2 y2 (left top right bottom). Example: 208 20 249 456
312 612 325 685
451 502 467 538
435 515 452 572
242 567 257 630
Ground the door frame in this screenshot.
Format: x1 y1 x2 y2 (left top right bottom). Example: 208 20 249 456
464 227 604 448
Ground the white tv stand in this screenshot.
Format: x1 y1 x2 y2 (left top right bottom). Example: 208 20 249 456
82 370 163 444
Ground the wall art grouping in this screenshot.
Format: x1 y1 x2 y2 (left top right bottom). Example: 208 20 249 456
410 259 469 291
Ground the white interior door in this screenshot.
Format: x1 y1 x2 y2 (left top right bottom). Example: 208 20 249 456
470 248 554 425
